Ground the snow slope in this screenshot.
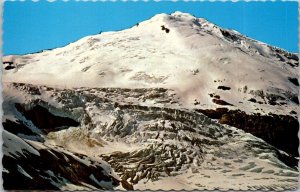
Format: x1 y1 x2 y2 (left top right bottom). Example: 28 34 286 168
3 12 299 116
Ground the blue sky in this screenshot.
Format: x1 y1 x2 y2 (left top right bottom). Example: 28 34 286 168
3 1 298 55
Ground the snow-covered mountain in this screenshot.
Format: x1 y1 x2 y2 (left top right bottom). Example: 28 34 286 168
2 12 299 190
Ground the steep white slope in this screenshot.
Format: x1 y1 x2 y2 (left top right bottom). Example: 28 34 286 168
3 12 298 116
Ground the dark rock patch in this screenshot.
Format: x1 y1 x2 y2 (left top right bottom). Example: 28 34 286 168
196 108 299 161
285 52 299 61
278 102 287 106
290 96 299 105
217 86 231 91
194 99 200 105
15 103 80 133
287 61 298 67
248 89 296 106
248 98 257 103
290 110 297 115
212 99 233 106
4 65 15 70
197 108 228 119
12 83 41 95
273 49 298 67
214 95 220 99
121 180 134 190
3 61 13 65
220 29 239 42
81 66 91 72
161 25 170 33
288 77 299 86
2 119 43 141
209 93 220 99
276 54 286 62
3 134 120 190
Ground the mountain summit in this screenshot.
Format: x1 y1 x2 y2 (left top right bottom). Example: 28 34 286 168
3 12 298 115
2 12 299 190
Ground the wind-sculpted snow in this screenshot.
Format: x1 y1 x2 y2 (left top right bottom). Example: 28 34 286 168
2 82 299 190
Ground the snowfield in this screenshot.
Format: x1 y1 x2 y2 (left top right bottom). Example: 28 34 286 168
3 12 299 115
2 12 299 190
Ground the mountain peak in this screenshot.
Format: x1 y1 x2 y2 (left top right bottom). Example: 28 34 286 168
142 12 223 41
150 11 202 23
148 11 203 26
3 12 298 117
171 11 198 20
3 10 299 191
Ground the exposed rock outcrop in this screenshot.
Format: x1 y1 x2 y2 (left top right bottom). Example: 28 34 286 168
3 131 120 190
197 108 299 159
15 103 80 133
